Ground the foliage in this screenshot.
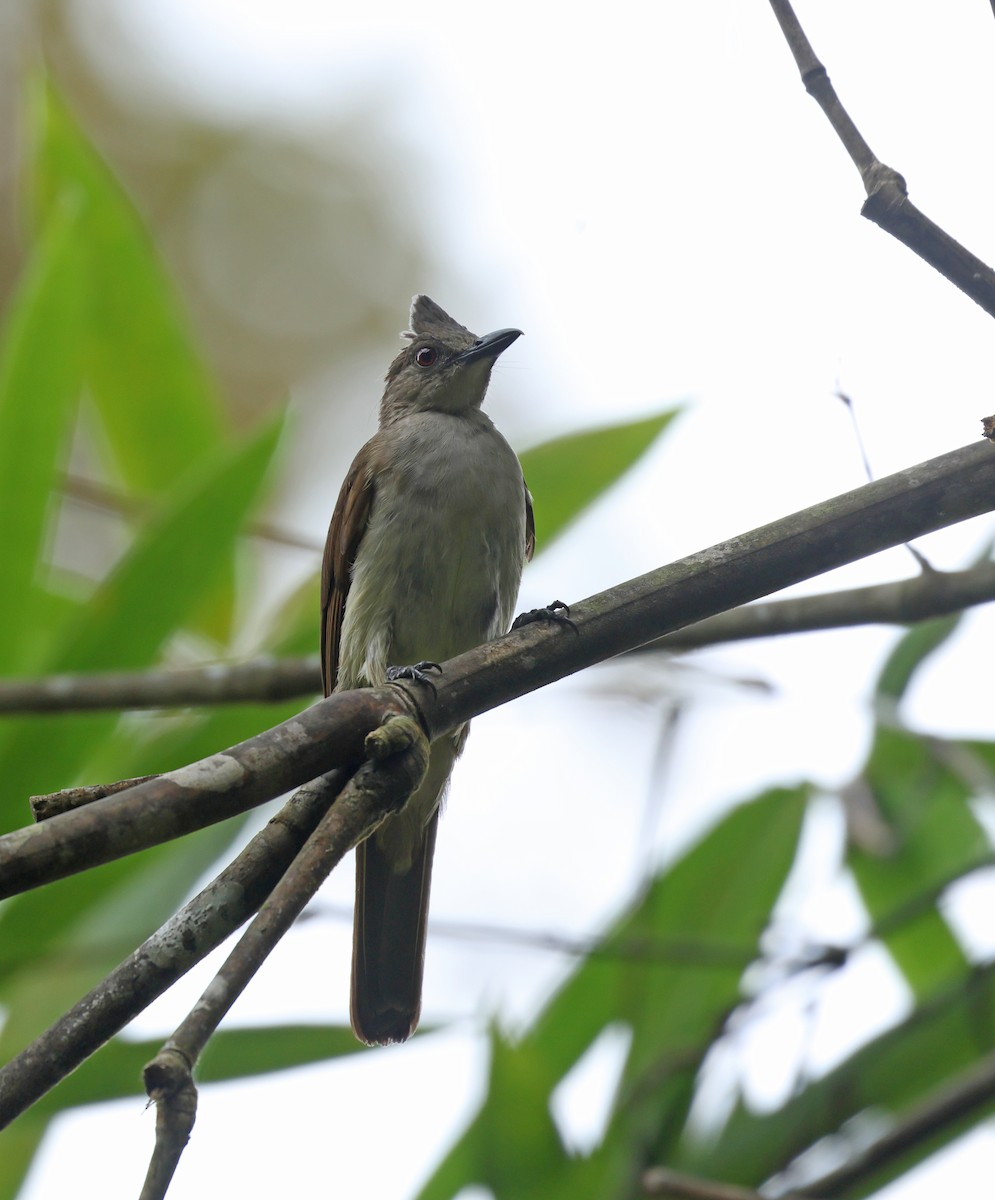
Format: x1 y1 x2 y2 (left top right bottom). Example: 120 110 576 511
0 83 675 1197
414 616 995 1199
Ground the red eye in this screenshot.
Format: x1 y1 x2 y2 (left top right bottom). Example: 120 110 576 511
415 346 437 367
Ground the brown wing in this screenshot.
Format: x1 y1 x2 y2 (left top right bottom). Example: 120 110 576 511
524 483 536 563
320 446 376 697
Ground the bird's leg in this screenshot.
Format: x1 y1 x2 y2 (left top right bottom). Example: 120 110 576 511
386 661 443 697
512 600 578 634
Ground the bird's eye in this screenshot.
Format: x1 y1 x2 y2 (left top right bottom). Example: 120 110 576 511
415 346 438 367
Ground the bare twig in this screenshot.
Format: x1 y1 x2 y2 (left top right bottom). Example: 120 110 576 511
768 0 995 318
139 715 428 1194
642 1167 786 1200
1 440 993 898
641 560 995 653
31 775 159 819
0 655 322 714
0 769 348 1127
793 1049 995 1196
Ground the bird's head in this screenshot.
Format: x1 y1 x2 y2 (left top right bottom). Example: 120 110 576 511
380 295 522 420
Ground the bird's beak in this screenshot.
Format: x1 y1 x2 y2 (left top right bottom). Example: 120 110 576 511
455 328 523 366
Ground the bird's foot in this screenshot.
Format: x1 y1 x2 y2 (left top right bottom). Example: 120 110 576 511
512 600 578 634
386 661 443 697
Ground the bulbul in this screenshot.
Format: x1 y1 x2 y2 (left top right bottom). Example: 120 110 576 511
321 295 533 1045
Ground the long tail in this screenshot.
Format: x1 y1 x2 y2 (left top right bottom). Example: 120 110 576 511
351 810 440 1045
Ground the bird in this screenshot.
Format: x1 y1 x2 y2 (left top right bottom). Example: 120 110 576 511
320 294 534 1044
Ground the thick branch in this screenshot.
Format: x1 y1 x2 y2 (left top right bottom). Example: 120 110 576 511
422 440 995 744
5 559 995 715
0 689 409 899
768 0 995 318
0 439 992 897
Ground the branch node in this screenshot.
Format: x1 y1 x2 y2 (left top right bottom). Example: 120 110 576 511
140 1047 198 1200
365 712 423 761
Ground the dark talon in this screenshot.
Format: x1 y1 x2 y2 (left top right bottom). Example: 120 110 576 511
512 600 578 635
386 661 443 697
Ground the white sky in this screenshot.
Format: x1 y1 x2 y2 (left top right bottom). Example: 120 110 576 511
21 2 995 1198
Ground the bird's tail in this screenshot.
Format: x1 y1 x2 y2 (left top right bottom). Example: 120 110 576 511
351 811 439 1045
350 738 459 1045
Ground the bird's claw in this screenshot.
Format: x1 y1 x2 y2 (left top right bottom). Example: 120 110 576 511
511 600 578 635
386 661 443 697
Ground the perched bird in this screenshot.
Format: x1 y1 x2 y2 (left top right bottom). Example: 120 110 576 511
321 295 533 1044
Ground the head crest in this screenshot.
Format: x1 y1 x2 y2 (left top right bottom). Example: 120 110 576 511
404 295 476 343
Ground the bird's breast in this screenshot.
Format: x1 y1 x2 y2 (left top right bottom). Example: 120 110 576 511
337 412 526 688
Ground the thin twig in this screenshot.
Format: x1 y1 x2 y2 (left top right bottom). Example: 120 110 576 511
0 657 321 714
638 560 995 653
767 0 995 318
642 1166 790 1200
31 775 159 820
794 1048 995 1196
139 715 428 1196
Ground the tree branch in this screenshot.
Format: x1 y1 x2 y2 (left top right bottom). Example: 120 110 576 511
0 440 993 899
642 1167 789 1200
138 715 428 1198
768 0 995 318
794 1048 995 1196
5 556 995 717
0 688 407 898
0 768 348 1127
0 656 322 714
645 559 995 652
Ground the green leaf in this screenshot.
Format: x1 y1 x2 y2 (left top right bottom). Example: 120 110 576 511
675 964 995 1194
0 415 284 816
32 82 226 492
519 409 679 551
0 198 83 673
416 788 808 1200
59 416 283 673
875 615 961 704
849 727 986 997
0 1113 47 1200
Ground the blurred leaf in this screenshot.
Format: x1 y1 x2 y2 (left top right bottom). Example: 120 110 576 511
0 414 283 816
875 615 961 704
0 1115 46 1200
849 726 986 997
58 415 283 673
31 82 225 492
417 788 807 1200
519 409 679 551
27 1024 365 1116
0 197 83 673
675 963 995 1194
875 543 994 705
